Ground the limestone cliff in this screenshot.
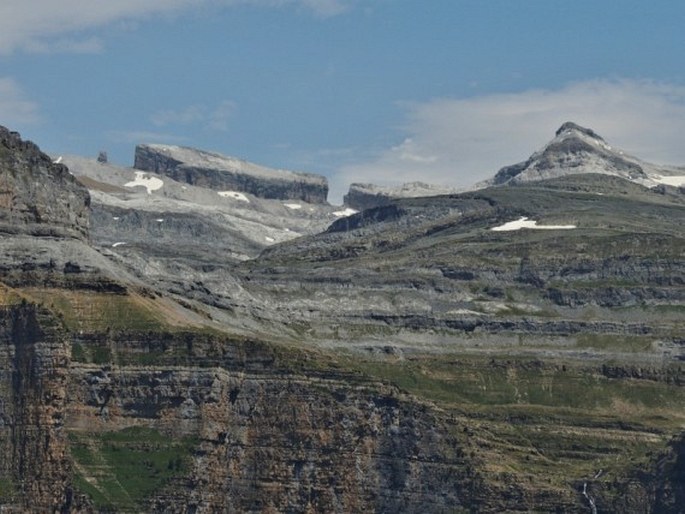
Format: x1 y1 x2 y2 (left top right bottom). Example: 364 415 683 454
0 299 74 511
134 144 329 204
0 126 90 240
344 182 457 210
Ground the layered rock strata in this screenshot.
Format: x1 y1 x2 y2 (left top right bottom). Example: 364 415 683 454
134 144 329 203
0 126 90 239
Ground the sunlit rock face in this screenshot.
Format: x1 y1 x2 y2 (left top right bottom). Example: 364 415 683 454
134 143 329 203
0 126 90 240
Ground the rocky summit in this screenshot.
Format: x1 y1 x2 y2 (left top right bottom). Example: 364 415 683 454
134 143 329 203
490 121 685 188
1 124 684 513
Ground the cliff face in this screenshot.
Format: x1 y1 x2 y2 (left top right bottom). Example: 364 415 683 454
344 182 457 211
0 300 73 511
134 144 329 204
0 126 89 240
64 331 483 513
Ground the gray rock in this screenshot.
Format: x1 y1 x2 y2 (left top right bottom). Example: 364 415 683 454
134 143 329 203
344 181 459 210
0 126 90 240
488 121 683 187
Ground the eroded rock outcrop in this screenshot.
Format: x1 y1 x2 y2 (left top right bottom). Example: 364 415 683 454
134 144 329 203
0 126 90 240
344 182 457 210
489 121 679 187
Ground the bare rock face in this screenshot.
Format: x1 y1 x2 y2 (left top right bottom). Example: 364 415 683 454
344 182 457 210
65 332 477 513
134 144 329 203
0 302 73 511
0 126 90 240
491 121 649 185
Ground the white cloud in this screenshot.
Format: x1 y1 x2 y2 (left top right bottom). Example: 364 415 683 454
207 100 236 131
151 105 207 127
150 100 236 132
106 130 189 144
296 0 349 17
22 37 104 55
0 77 41 125
0 0 356 54
331 79 685 203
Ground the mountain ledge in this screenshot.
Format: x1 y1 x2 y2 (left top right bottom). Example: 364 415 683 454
134 144 329 203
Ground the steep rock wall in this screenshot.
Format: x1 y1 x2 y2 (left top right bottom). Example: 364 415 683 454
134 144 329 204
0 126 89 240
65 331 481 513
0 302 73 511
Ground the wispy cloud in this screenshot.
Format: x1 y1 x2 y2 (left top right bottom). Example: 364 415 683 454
207 100 236 131
150 100 236 132
106 130 189 145
22 37 104 55
330 79 685 203
151 105 207 128
0 77 41 125
0 0 356 54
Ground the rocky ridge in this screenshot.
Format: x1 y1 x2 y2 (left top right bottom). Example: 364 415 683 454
490 121 685 188
134 143 329 203
0 126 90 240
344 181 459 210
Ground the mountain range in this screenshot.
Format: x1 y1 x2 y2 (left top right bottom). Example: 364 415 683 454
0 122 683 513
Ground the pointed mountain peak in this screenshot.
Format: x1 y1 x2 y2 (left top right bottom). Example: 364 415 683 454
490 122 649 186
554 121 605 142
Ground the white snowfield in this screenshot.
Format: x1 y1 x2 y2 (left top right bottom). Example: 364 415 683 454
491 217 576 232
218 191 250 203
112 242 126 247
124 171 164 194
284 203 302 210
651 175 685 187
332 208 358 217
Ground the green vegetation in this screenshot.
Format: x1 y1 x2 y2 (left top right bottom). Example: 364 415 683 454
348 351 684 492
70 426 198 511
352 354 685 412
25 288 168 332
0 477 16 501
71 342 86 361
575 333 654 352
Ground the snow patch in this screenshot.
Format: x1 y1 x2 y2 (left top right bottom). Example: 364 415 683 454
218 191 250 203
652 175 685 187
156 218 164 222
490 217 576 232
332 207 358 217
53 156 62 164
112 216 120 220
124 171 164 194
265 236 275 242
112 242 126 248
284 203 302 210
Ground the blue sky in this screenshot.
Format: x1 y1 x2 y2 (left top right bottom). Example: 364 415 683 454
2 0 685 202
